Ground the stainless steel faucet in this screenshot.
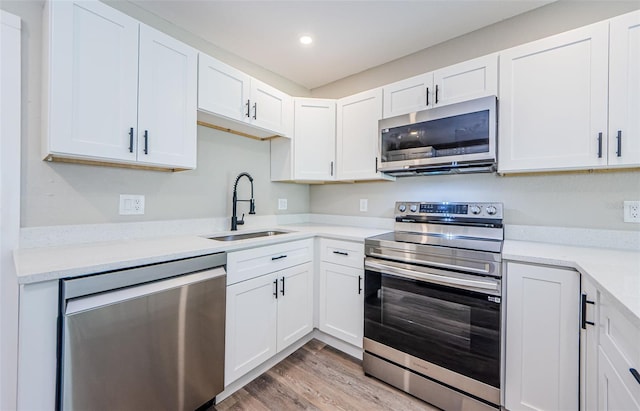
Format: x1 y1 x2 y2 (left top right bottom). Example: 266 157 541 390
231 172 255 231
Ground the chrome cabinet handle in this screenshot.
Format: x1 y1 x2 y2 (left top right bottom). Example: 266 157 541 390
616 130 622 157
273 279 278 299
252 102 257 120
143 130 149 155
280 277 285 296
330 161 334 176
246 100 251 118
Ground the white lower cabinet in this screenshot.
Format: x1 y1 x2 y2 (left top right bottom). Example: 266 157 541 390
225 240 313 385
598 347 640 411
581 276 600 411
597 293 640 410
318 239 365 348
504 261 580 411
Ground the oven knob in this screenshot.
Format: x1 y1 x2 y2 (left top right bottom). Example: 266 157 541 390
470 205 482 215
398 204 406 212
486 205 497 215
409 204 418 213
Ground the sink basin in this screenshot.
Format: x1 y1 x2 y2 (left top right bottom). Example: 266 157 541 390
208 230 289 242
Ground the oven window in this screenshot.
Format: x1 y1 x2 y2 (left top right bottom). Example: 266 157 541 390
380 110 490 163
364 270 500 388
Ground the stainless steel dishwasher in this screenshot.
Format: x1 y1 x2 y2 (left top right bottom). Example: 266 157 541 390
58 252 226 411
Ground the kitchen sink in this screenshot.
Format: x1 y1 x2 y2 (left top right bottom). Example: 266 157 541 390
208 230 289 242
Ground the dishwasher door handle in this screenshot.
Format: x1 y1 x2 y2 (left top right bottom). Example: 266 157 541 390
65 267 225 315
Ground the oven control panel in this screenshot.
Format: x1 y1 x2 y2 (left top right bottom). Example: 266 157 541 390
395 201 503 219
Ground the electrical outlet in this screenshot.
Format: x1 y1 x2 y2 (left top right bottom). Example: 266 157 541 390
360 199 368 212
623 201 640 223
278 198 288 210
119 194 145 215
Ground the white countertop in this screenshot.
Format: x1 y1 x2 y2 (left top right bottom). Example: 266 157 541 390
13 224 388 284
14 224 639 324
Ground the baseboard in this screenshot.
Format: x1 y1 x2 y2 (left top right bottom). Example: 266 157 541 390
313 330 363 360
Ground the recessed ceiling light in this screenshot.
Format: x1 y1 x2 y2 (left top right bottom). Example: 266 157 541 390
299 35 313 45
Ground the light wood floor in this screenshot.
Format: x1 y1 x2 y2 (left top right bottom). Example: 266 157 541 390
212 339 439 411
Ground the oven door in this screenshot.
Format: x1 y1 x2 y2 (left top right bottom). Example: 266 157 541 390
364 257 501 404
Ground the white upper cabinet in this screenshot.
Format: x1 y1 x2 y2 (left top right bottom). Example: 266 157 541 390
44 1 139 163
382 72 433 118
337 88 389 181
43 0 197 170
197 54 251 122
137 25 197 169
250 79 292 137
433 54 498 107
382 54 497 118
288 98 336 181
198 53 293 138
608 10 640 168
498 22 610 173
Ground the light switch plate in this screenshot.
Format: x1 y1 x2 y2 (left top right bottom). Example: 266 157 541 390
360 199 368 212
119 194 145 215
278 198 288 210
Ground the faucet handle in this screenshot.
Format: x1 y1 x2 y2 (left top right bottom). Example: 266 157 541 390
238 213 245 225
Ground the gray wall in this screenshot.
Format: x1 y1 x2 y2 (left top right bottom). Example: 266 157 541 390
310 172 640 231
1 0 309 228
309 1 640 232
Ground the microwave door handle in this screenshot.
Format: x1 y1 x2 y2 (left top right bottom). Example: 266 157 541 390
364 260 499 293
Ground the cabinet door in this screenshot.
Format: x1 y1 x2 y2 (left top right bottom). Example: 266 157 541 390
319 262 363 348
250 79 292 137
499 23 609 173
598 348 640 411
137 25 197 169
276 262 313 352
197 53 251 122
581 277 599 411
336 88 383 180
225 273 277 385
609 11 640 167
382 73 432 118
46 0 138 162
504 262 580 411
433 53 498 107
293 98 336 181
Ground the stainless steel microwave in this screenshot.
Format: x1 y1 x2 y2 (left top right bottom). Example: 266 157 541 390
378 96 497 175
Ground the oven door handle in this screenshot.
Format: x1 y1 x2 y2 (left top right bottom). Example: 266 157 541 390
365 260 500 294
366 250 493 276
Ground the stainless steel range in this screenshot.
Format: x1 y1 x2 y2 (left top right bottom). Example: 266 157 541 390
363 201 504 411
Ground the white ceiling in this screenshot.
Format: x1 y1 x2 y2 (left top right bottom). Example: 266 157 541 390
131 0 554 90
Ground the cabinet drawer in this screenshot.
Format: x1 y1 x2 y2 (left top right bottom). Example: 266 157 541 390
227 239 313 285
599 294 640 402
320 238 364 268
